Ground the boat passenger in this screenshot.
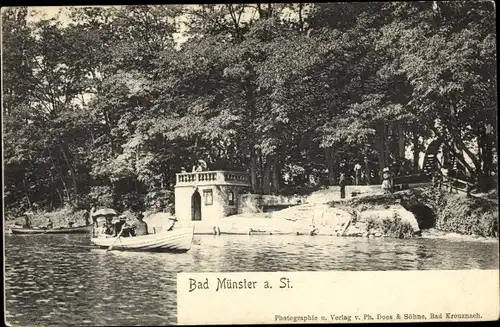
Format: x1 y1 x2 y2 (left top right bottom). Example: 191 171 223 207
114 215 133 237
99 216 115 237
132 213 148 236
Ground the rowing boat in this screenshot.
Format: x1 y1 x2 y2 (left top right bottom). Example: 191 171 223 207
90 226 195 252
10 225 93 235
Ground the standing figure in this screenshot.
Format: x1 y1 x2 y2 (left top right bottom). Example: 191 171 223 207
354 163 362 185
46 218 53 229
339 173 347 199
23 214 32 228
381 167 392 194
84 208 91 226
90 203 98 227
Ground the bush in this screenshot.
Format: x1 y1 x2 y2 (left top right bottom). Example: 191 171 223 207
364 212 414 239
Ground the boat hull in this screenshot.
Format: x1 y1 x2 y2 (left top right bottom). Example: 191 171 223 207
90 227 194 252
10 225 93 235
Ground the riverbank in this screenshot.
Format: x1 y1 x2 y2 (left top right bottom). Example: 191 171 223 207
5 187 498 239
337 187 498 238
179 187 498 239
4 206 89 230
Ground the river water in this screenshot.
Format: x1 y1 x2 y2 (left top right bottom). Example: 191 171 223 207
5 233 499 326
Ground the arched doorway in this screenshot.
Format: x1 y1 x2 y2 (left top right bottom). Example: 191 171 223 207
191 190 202 221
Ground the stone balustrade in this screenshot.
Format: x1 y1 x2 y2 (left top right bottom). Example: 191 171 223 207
176 170 251 186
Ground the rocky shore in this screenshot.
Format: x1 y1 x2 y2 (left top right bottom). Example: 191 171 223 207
180 187 498 239
5 188 498 240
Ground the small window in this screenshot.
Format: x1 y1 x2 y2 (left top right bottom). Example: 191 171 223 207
203 189 213 206
228 191 235 205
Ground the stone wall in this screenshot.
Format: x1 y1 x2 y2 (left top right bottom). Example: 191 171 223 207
175 184 250 223
238 194 306 214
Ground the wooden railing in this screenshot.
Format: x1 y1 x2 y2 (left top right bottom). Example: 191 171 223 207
176 171 251 186
433 160 475 196
393 171 474 196
393 172 432 185
437 175 474 196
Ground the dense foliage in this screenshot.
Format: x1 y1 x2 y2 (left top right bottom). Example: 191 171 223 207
2 2 496 214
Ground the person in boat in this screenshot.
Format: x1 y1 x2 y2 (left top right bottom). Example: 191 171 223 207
113 215 134 237
99 216 115 237
131 212 148 236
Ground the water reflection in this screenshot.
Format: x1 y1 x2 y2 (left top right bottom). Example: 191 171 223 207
5 234 498 326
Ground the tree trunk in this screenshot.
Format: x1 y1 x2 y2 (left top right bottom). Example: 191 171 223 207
430 125 477 177
478 126 494 191
298 3 304 31
250 147 258 193
376 123 387 173
55 187 64 204
263 155 271 195
397 123 405 159
412 130 420 171
326 146 336 186
58 138 77 205
259 151 264 193
48 146 70 202
245 66 258 193
364 143 371 185
272 153 280 194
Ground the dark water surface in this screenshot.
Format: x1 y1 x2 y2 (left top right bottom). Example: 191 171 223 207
5 234 499 326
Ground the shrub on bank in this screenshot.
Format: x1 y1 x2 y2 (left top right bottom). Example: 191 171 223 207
363 213 415 239
398 188 498 238
431 192 498 237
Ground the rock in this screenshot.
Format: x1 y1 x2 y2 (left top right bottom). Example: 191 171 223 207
368 234 375 238
374 232 382 237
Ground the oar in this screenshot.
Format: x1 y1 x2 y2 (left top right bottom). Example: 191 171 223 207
106 226 125 253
